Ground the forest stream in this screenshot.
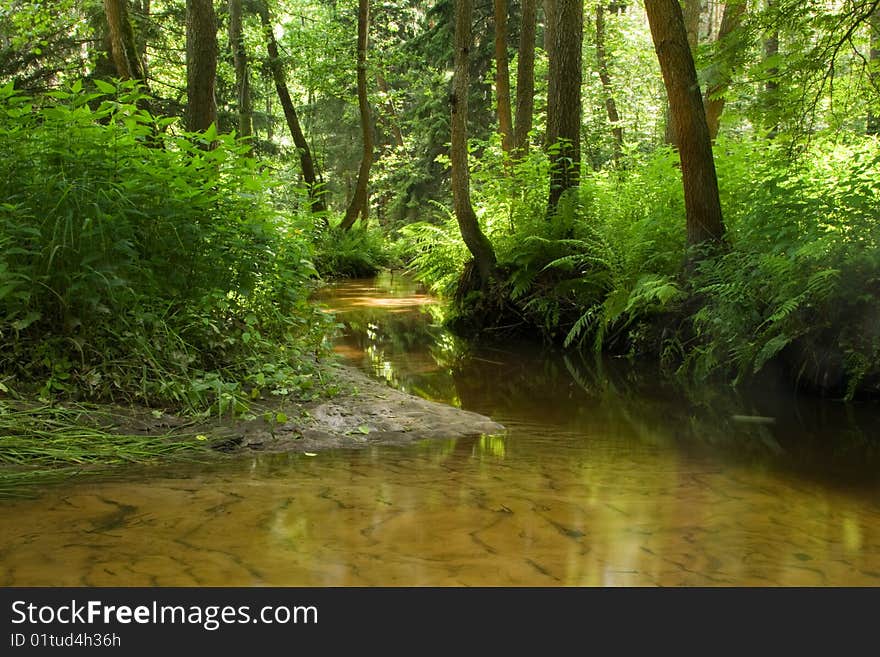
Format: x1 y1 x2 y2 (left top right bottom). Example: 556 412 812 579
1 272 880 586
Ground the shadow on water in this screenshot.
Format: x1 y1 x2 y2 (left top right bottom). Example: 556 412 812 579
322 272 880 492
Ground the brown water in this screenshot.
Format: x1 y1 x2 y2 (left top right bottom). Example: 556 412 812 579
2 273 880 586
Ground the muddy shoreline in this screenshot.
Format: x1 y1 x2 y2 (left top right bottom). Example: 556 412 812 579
120 363 505 456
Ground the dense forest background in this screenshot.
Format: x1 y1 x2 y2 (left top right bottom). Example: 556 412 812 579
1 0 879 416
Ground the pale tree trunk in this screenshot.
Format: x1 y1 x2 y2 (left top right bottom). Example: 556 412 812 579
543 0 558 148
596 2 623 165
494 0 514 155
666 0 701 144
103 0 147 83
704 1 746 141
452 0 497 285
185 0 218 134
547 0 583 212
513 0 536 156
867 5 879 135
340 0 373 231
645 0 725 247
256 0 326 214
228 0 253 150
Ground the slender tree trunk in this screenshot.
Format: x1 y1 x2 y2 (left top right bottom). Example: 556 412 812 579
645 0 725 246
868 5 880 134
256 0 326 214
452 0 497 285
376 72 405 149
137 0 150 75
103 0 147 82
228 0 253 150
763 0 780 138
494 0 514 155
513 0 536 156
185 0 218 134
265 78 273 142
665 0 701 144
340 0 373 231
543 0 558 148
703 1 746 141
596 2 623 165
547 0 583 212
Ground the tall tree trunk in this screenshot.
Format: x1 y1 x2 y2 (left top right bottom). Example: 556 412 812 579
645 0 725 247
763 0 780 138
185 0 218 134
494 0 514 155
543 0 558 148
452 0 497 285
868 5 880 135
596 2 623 165
256 0 326 214
228 0 253 150
340 0 373 231
376 72 405 149
547 0 583 212
103 0 147 82
513 0 536 156
665 0 701 144
703 1 746 141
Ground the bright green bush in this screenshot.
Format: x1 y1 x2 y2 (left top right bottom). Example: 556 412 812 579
687 138 880 396
0 80 332 411
312 220 391 279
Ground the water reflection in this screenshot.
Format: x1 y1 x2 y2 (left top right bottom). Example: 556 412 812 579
1 273 879 586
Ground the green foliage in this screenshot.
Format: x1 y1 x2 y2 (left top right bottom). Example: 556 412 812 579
400 134 880 397
686 137 880 396
312 221 392 279
397 201 471 297
0 80 332 412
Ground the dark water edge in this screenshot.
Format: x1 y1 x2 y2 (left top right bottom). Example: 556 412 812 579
324 273 880 493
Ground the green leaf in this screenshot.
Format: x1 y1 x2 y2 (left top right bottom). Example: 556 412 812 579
11 311 40 331
93 79 116 94
357 425 370 434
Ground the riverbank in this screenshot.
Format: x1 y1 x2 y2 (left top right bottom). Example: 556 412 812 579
0 362 504 495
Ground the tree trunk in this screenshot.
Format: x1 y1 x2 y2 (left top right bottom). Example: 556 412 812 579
513 0 536 156
645 0 725 246
868 5 879 135
228 0 253 150
596 2 623 165
103 0 147 83
763 0 780 138
452 0 497 285
543 0 558 148
547 0 583 212
340 0 374 231
665 0 701 144
704 1 746 141
256 0 326 214
494 0 514 155
185 0 217 135
376 72 405 149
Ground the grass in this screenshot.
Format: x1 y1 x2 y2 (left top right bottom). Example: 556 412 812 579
0 401 216 497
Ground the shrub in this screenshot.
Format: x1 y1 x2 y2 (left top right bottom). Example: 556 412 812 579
0 80 332 411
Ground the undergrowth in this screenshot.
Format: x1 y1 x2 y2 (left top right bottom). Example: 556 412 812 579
400 136 880 397
0 80 334 414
